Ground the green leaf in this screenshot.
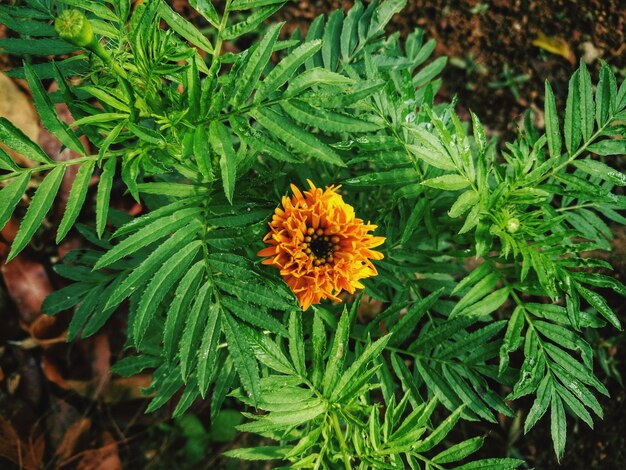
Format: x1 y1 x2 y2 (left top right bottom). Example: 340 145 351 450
95 158 115 238
586 139 626 156
223 311 260 404
163 261 205 363
8 166 65 261
221 296 287 336
551 393 567 462
157 0 213 53
421 174 469 190
578 60 594 142
454 458 524 470
524 374 552 433
103 221 203 312
413 56 447 87
249 107 345 166
564 70 581 155
448 190 480 218
544 81 562 158
94 207 202 270
499 306 525 374
209 121 237 203
389 288 443 346
576 283 622 330
595 64 614 127
189 0 219 27
322 308 351 396
232 22 282 106
56 161 95 243
24 62 86 156
0 172 30 232
0 117 50 164
288 311 306 375
223 446 289 461
286 68 354 97
432 436 483 464
413 406 464 452
343 168 416 187
179 282 213 379
133 241 202 345
331 334 392 401
197 304 222 397
0 38 78 56
256 40 323 102
231 0 286 9
0 147 19 172
281 99 382 133
408 316 475 353
222 4 285 40
572 158 626 185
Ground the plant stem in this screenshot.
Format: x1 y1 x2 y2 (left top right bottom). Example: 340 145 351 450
330 412 352 470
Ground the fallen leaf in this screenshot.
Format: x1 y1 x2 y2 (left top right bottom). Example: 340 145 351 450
76 432 122 470
56 417 91 460
0 416 45 470
1 254 53 326
532 32 576 65
0 72 40 167
581 41 603 64
29 314 67 348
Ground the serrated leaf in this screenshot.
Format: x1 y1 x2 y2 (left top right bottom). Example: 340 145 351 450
157 0 213 52
389 288 443 346
24 62 86 156
551 393 567 462
95 158 115 238
322 308 351 396
0 38 78 56
432 436 484 464
564 70 581 154
256 40 322 101
0 117 50 164
189 0 219 27
197 304 222 397
221 296 287 336
281 99 382 133
572 158 626 185
408 316 476 353
133 241 201 345
163 261 205 363
94 207 202 270
223 4 285 40
0 172 30 232
8 165 64 261
413 406 464 452
586 139 626 156
232 22 282 106
288 311 306 375
578 60 594 142
179 282 213 379
421 174 469 190
449 190 480 218
56 161 95 243
249 107 345 166
223 311 260 404
524 374 552 433
544 80 562 158
576 283 622 330
209 120 237 203
104 221 202 311
331 334 391 401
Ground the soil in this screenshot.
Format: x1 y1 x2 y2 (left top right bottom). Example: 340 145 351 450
1 1 625 469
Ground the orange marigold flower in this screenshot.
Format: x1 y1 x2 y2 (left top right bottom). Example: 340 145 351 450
258 179 385 310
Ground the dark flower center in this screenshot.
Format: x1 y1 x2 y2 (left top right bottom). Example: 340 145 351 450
302 227 341 266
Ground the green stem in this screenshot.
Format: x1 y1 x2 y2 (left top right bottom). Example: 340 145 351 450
330 412 352 470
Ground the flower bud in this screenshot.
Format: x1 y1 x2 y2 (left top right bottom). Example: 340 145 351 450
55 10 95 48
506 217 520 233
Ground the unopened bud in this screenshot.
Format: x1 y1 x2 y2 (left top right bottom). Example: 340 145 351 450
55 10 95 48
506 217 520 233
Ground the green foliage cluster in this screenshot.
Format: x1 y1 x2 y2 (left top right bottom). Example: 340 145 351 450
1 0 625 467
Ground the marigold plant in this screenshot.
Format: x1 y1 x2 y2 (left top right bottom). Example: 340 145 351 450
0 0 625 468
